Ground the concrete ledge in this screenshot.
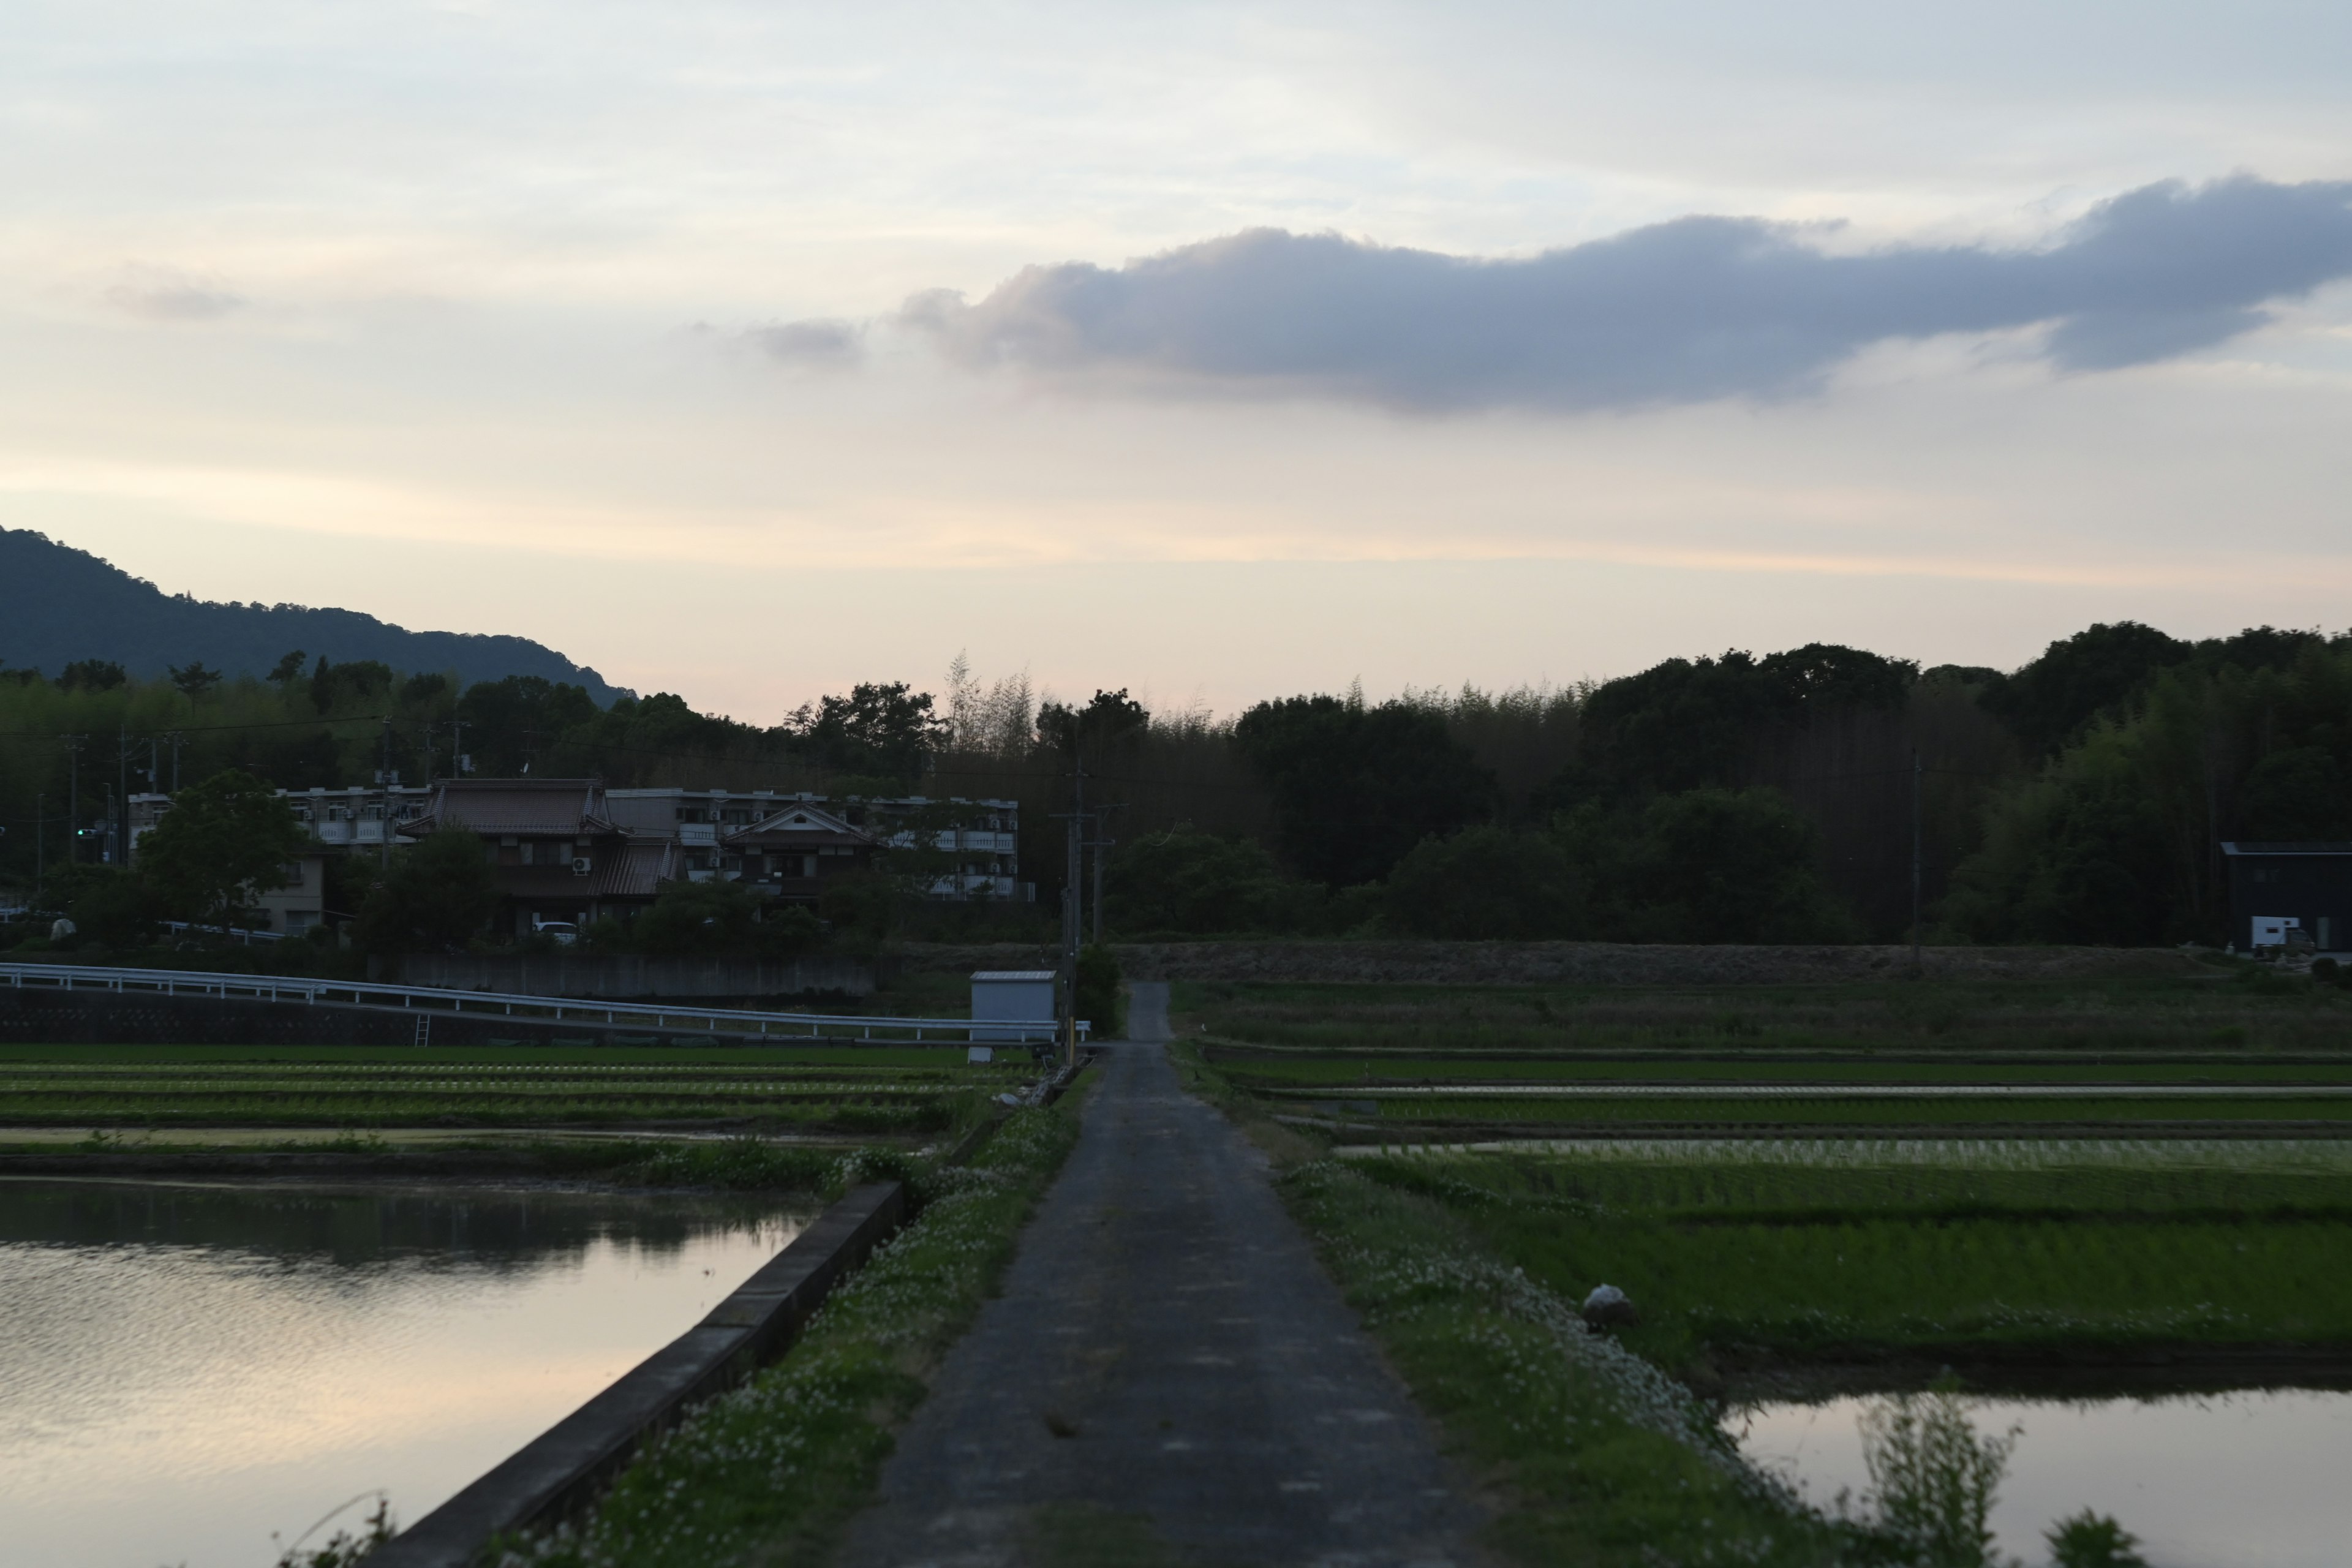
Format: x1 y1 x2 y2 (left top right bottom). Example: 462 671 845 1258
370 1180 906 1568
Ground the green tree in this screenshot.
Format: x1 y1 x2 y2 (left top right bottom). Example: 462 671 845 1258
168 662 223 698
633 878 764 955
1234 695 1494 887
355 827 500 953
1036 688 1149 758
1561 643 1915 802
1979 620 2188 755
2045 1511 2148 1568
137 769 309 930
1573 786 1855 943
792 682 946 783
1075 943 1123 1037
57 659 126 692
1382 826 1584 939
1111 827 1300 934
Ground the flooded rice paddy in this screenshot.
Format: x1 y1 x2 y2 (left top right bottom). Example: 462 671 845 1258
0 1177 810 1568
1734 1387 2352 1566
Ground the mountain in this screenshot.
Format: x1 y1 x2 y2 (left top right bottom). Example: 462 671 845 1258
0 530 630 704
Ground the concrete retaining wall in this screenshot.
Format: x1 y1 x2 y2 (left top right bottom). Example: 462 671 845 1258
370 1180 907 1567
399 954 876 1000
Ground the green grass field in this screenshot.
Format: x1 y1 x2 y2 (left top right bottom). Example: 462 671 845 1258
1181 974 2352 1142
1347 1147 2352 1372
0 1042 1033 1134
1179 968 2352 1056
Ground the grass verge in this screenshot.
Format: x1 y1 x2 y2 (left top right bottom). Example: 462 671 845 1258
500 1084 1088 1568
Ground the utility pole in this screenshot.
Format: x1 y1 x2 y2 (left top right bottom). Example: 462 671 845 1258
1910 747 1923 977
64 736 85 868
451 718 467 777
1058 760 1085 1071
379 718 396 870
168 731 183 793
1087 803 1125 944
117 724 129 867
32 793 43 905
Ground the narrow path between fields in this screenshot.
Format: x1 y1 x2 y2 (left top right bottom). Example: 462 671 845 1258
833 982 1487 1567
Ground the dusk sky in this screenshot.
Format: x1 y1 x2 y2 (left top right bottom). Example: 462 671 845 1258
7 1 2351 720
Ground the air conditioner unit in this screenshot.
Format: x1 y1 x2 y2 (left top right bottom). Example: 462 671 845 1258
570 857 592 875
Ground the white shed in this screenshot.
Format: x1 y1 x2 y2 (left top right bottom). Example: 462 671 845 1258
970 970 1057 1041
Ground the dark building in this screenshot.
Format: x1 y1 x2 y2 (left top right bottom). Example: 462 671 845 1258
719 802 880 903
2219 842 2352 953
401 778 679 938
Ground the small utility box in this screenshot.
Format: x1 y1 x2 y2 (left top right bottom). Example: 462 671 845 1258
970 970 1057 1042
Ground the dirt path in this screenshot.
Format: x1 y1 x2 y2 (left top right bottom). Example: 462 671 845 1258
832 982 1486 1567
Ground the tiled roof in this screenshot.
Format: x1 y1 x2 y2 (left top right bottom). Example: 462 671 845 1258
593 840 679 899
402 779 618 839
725 802 876 850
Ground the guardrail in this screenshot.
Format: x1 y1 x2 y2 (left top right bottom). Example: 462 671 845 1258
0 961 1082 1044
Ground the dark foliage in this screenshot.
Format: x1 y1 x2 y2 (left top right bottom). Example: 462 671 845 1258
630 878 824 957
1076 943 1124 1036
57 658 127 692
1384 826 1585 940
1110 827 1299 934
791 682 946 783
354 828 502 953
1234 696 1495 886
1566 643 1917 801
1978 621 2190 754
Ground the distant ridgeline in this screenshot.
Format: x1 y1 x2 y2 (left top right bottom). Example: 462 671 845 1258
0 529 628 705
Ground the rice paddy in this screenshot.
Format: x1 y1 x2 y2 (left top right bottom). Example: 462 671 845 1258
0 1043 1031 1137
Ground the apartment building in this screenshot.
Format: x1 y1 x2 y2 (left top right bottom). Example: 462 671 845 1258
604 788 1026 901
126 779 1025 938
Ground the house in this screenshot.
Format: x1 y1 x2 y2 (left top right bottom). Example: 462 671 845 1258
718 801 879 903
604 788 1025 900
2220 842 2352 952
399 778 680 938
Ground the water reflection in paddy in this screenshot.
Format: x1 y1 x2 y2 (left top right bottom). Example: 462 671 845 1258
0 1178 811 1568
1733 1387 2352 1566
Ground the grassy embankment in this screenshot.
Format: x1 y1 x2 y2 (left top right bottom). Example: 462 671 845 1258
507 1083 1090 1568
1172 973 2352 1566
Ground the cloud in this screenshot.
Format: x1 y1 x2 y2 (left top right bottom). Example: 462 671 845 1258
901 176 2352 411
104 267 244 323
747 317 865 370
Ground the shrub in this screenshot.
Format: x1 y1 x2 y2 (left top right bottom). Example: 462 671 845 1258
1382 826 1583 938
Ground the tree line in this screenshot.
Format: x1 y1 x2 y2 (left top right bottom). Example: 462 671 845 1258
4 620 2345 948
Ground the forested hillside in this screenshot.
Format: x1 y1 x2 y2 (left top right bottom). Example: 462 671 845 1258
2 620 2344 947
0 530 625 703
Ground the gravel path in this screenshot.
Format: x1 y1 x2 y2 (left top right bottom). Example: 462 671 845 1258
832 983 1487 1567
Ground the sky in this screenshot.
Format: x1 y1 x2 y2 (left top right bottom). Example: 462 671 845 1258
5 1 2351 721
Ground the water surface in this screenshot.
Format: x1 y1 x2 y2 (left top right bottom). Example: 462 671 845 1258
1734 1388 2352 1566
0 1178 809 1568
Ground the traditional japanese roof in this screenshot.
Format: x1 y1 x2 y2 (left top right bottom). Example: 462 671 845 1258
722 802 876 851
399 778 619 839
972 970 1057 982
590 839 680 899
